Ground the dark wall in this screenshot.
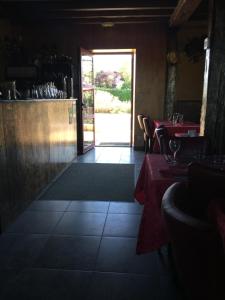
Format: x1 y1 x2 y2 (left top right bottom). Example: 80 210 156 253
174 100 201 123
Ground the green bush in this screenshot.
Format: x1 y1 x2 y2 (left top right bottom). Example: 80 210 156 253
94 90 131 113
96 87 131 102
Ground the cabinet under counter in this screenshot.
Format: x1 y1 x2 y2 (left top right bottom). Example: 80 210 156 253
0 99 77 231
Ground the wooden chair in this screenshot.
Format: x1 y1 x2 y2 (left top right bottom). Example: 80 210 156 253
154 125 170 154
137 114 145 131
137 114 153 153
137 114 146 151
155 129 208 157
142 117 154 153
176 136 208 158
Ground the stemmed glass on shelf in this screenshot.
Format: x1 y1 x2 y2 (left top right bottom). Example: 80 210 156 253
169 139 181 164
170 113 184 125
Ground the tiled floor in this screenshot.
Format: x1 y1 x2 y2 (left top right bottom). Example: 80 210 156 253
75 146 144 182
0 147 183 300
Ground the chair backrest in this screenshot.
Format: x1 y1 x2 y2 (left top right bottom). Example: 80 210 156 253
155 126 170 154
142 117 153 138
137 114 146 131
176 136 208 158
162 182 225 300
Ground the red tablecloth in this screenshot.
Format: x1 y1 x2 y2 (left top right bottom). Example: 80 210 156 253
134 154 176 254
153 120 200 153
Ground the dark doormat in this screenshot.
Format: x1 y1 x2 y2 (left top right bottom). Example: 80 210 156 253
39 163 135 201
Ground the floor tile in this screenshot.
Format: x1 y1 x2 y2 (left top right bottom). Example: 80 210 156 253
96 156 121 163
96 237 160 275
77 150 100 163
103 214 141 237
159 274 183 300
67 201 109 213
135 165 142 174
76 147 144 166
6 211 64 234
1 268 92 300
87 272 160 300
35 235 101 270
0 233 18 254
0 268 22 297
0 234 49 269
54 212 106 236
27 200 70 211
109 202 143 214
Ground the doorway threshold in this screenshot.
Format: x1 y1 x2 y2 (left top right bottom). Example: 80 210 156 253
96 143 130 147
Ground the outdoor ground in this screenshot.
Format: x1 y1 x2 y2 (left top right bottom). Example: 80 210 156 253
95 113 131 146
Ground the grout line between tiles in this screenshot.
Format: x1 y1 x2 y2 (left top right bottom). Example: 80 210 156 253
29 266 160 278
48 210 67 236
92 199 111 272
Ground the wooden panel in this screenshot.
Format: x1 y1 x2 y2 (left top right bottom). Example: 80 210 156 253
0 100 77 231
0 105 11 233
170 0 203 27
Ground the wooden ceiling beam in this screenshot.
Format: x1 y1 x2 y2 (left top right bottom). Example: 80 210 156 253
34 9 173 18
0 0 177 16
46 15 171 20
45 16 169 21
0 0 178 23
1 0 177 10
170 0 203 27
0 3 174 21
51 6 175 12
0 12 170 23
20 19 169 26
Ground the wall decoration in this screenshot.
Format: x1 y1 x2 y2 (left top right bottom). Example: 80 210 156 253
183 35 206 63
167 51 179 65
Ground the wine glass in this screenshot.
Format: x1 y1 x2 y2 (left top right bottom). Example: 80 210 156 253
169 139 181 163
167 112 172 122
172 113 179 125
178 114 184 124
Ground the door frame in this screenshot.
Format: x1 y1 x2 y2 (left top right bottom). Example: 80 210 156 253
92 49 136 147
77 48 95 154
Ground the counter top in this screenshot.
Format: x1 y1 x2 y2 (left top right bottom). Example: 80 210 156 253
0 98 77 103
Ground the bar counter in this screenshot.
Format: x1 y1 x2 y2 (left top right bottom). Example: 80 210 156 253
0 99 77 231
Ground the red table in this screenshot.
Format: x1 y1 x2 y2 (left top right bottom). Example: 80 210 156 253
135 154 180 254
153 120 200 153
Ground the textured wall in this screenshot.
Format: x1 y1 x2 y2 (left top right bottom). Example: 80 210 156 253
176 22 206 102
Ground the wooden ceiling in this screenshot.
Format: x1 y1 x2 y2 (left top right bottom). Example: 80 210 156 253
0 0 207 26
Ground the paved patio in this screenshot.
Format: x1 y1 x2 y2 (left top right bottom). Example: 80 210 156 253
95 113 131 146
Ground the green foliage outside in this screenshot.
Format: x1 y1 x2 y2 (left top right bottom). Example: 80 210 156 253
95 69 131 102
96 87 131 102
95 90 131 113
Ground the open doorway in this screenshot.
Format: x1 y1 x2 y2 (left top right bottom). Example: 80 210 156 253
93 50 135 147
